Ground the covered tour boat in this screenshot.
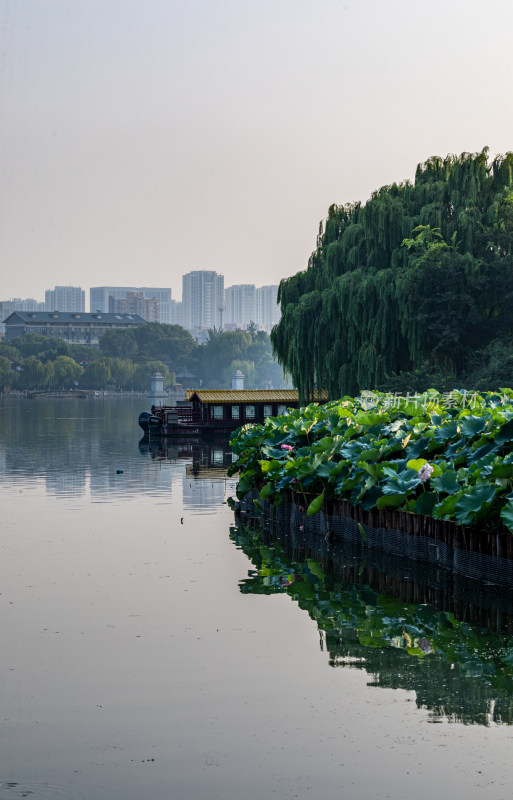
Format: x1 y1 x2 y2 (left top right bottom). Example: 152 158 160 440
138 388 328 437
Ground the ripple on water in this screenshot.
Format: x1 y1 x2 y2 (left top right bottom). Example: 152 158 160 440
0 782 89 800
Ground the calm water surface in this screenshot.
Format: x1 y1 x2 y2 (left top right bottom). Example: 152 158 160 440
1 397 513 799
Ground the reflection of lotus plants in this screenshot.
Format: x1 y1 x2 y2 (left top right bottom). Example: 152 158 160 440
230 521 513 725
228 389 513 533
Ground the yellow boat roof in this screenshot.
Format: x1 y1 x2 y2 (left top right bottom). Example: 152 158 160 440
185 389 328 403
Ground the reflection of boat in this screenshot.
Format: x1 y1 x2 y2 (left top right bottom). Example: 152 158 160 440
139 435 234 475
138 389 328 436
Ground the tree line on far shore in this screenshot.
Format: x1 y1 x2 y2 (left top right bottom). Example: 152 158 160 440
0 322 289 392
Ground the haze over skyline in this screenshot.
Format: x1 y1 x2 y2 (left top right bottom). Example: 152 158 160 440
1 0 512 302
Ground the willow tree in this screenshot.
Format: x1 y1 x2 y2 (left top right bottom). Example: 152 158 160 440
271 148 513 402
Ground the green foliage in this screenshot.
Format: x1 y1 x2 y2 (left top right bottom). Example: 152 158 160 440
18 356 53 389
195 329 289 389
307 492 325 516
230 520 513 723
0 344 20 361
131 361 171 391
272 149 513 402
51 356 83 389
100 323 197 363
224 359 256 388
0 324 285 391
99 328 138 358
0 355 12 386
135 323 197 361
230 389 513 532
80 359 112 389
7 334 70 361
108 358 137 389
501 501 513 533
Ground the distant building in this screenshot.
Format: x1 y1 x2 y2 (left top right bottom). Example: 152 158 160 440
256 285 280 332
45 286 85 313
168 299 183 327
182 270 224 331
0 301 16 337
109 291 160 322
3 311 145 346
89 286 172 322
1 299 47 337
225 284 256 328
12 298 45 312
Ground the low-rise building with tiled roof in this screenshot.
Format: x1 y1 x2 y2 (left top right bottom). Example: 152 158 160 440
3 311 145 346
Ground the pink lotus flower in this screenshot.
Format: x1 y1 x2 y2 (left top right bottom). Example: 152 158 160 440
418 463 434 482
281 444 293 451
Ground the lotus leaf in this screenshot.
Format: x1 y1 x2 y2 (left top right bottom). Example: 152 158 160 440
431 469 460 495
494 419 513 445
414 491 437 515
454 485 497 524
307 492 325 516
500 500 513 532
458 415 488 437
231 391 513 532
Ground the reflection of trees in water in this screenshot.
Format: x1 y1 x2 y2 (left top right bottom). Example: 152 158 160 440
327 633 513 726
0 398 234 504
0 398 140 491
230 521 513 726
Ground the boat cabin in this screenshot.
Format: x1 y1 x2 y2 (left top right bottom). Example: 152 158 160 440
140 389 328 436
186 389 307 428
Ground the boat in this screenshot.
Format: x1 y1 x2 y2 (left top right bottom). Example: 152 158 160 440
138 389 328 437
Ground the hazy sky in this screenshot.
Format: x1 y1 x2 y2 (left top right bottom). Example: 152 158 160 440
1 0 512 305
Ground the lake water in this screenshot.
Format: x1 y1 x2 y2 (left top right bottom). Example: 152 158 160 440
1 397 513 800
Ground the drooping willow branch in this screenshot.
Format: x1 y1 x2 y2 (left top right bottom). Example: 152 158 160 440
272 148 513 403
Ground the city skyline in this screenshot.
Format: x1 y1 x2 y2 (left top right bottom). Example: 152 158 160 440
2 278 279 308
1 274 280 336
2 2 512 303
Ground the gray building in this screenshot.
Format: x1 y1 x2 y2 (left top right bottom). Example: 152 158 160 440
256 285 280 332
168 299 183 327
45 286 85 313
3 311 145 346
12 298 45 312
225 284 257 328
1 299 45 336
182 270 224 332
0 301 16 336
89 286 172 322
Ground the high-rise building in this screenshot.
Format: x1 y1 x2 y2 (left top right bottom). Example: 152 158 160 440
0 300 16 336
256 285 280 332
182 271 224 332
168 299 183 327
12 298 45 312
109 292 160 322
89 287 172 321
45 286 85 313
225 284 257 329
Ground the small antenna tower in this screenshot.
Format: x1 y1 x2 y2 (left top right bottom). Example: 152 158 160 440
218 304 225 330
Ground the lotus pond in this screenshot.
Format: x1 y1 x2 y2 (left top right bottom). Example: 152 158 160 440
229 389 513 532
